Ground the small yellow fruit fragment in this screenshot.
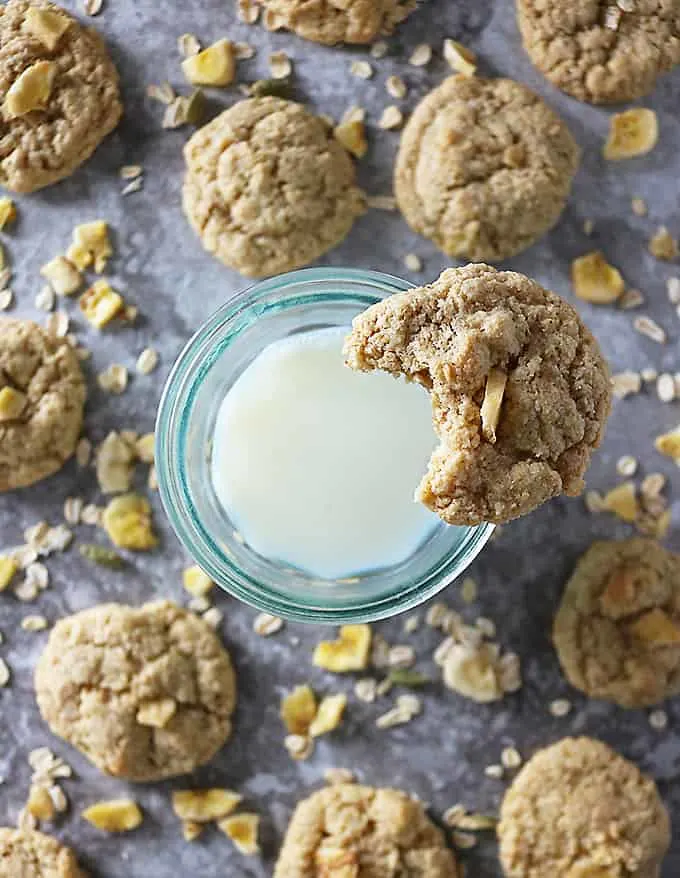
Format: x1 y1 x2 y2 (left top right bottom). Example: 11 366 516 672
26 785 56 821
572 252 624 304
316 846 359 874
135 432 155 464
136 697 176 728
40 256 82 296
102 493 158 551
309 693 347 737
182 821 203 842
3 60 56 118
649 226 679 262
655 428 680 461
23 7 71 50
280 684 317 734
72 221 112 272
629 608 680 646
0 386 27 421
313 624 372 672
218 813 260 855
82 799 143 832
182 564 214 598
182 39 235 87
172 789 242 822
442 644 502 703
480 368 507 443
334 119 368 158
0 197 16 229
0 556 18 592
602 481 638 523
79 279 124 328
443 39 477 76
600 567 636 614
603 108 659 160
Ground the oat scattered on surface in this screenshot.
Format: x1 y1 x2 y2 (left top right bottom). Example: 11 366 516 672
409 42 432 66
633 315 666 344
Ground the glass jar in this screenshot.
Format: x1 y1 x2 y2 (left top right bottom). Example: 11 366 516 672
156 268 494 624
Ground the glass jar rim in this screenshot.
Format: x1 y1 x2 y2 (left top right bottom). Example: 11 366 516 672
155 268 494 623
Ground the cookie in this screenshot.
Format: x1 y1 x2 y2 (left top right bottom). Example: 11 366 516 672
498 737 670 878
274 783 459 877
394 76 580 262
0 828 86 878
344 265 611 526
35 601 237 782
183 97 366 278
0 0 122 193
554 538 680 708
0 317 86 492
254 0 417 45
517 0 680 104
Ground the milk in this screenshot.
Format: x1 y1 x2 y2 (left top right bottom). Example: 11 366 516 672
210 326 439 580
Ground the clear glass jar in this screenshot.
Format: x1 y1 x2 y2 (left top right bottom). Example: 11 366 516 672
156 268 494 624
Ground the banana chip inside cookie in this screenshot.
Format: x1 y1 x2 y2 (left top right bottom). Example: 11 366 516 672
345 265 611 526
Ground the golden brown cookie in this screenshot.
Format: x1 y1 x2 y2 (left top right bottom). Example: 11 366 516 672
344 265 611 526
274 783 459 877
0 828 86 878
517 0 680 104
0 0 121 193
183 97 366 278
253 0 417 45
0 317 86 492
394 76 580 262
498 737 670 878
35 601 237 782
554 538 680 708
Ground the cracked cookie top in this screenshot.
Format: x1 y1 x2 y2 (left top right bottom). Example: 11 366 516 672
554 538 680 708
35 601 237 782
182 97 366 278
498 737 670 878
394 76 580 262
274 783 459 878
517 0 680 104
0 317 86 492
254 0 417 45
0 0 121 193
344 265 611 526
0 828 86 878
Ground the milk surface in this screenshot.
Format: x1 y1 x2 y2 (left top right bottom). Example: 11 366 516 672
211 326 439 579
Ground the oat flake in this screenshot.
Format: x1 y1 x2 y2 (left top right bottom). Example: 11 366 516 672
350 60 373 80
0 289 13 311
409 43 432 66
136 347 159 375
633 316 666 344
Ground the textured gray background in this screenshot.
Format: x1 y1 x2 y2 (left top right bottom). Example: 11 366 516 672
0 0 679 875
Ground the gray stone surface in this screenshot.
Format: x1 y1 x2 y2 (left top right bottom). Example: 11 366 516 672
0 0 679 875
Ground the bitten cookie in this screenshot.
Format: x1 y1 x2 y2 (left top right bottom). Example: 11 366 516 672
0 828 87 878
253 0 417 45
344 265 611 526
554 538 680 708
394 76 580 262
183 97 366 278
35 601 237 782
274 783 459 878
498 737 670 878
517 0 680 104
0 0 122 193
0 317 86 492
